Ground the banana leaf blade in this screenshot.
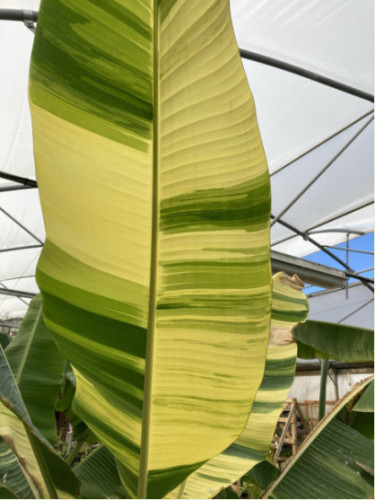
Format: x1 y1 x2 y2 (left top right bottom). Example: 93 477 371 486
30 0 272 497
0 345 79 499
353 380 374 412
74 445 126 499
5 295 66 443
167 273 309 498
0 439 35 499
294 320 374 362
264 377 374 499
0 485 18 499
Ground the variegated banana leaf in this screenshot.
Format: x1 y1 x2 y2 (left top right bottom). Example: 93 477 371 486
29 0 271 497
166 272 309 499
5 295 65 444
264 376 374 499
0 345 79 499
0 439 34 499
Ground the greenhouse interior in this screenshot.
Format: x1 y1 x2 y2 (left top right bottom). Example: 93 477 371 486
0 0 373 499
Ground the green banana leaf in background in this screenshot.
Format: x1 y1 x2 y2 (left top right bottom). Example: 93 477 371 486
0 333 11 350
293 320 374 362
353 380 374 412
263 376 374 499
5 295 66 444
0 346 79 499
29 0 271 497
74 445 127 499
166 272 309 499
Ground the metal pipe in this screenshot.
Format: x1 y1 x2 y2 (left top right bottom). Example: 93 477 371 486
0 207 44 245
345 233 349 299
344 271 373 283
270 110 375 178
0 9 38 22
0 244 43 253
337 298 374 324
271 116 374 227
0 287 36 299
318 359 329 421
271 202 372 248
240 48 374 102
353 267 374 275
0 170 37 187
0 185 34 193
0 282 30 304
309 228 366 235
323 246 374 256
271 215 374 292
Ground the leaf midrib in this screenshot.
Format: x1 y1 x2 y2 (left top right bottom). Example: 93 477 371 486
138 2 160 498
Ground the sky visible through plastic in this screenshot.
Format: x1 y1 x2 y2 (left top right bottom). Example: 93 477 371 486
303 232 374 295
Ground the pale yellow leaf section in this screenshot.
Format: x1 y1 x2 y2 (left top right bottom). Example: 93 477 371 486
30 104 152 287
148 326 269 470
160 1 266 199
159 229 269 263
73 368 141 480
0 404 45 498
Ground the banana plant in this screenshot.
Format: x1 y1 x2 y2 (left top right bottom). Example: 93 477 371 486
0 345 79 499
29 0 271 497
5 295 65 444
293 320 374 362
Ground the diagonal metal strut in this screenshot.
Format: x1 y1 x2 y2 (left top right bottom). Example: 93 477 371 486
271 116 374 228
271 215 374 293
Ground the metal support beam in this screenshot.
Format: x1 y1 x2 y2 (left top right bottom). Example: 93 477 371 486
271 116 374 227
323 246 374 256
310 228 365 236
0 9 37 32
0 282 30 304
337 298 374 324
0 170 37 187
271 250 347 289
271 215 374 292
272 203 372 249
1 275 35 282
0 287 35 299
0 207 43 245
0 185 35 193
0 244 43 254
270 110 375 178
0 9 38 22
239 48 374 102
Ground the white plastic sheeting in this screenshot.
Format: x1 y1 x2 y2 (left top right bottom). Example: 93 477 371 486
308 283 374 329
289 372 370 407
0 0 373 318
